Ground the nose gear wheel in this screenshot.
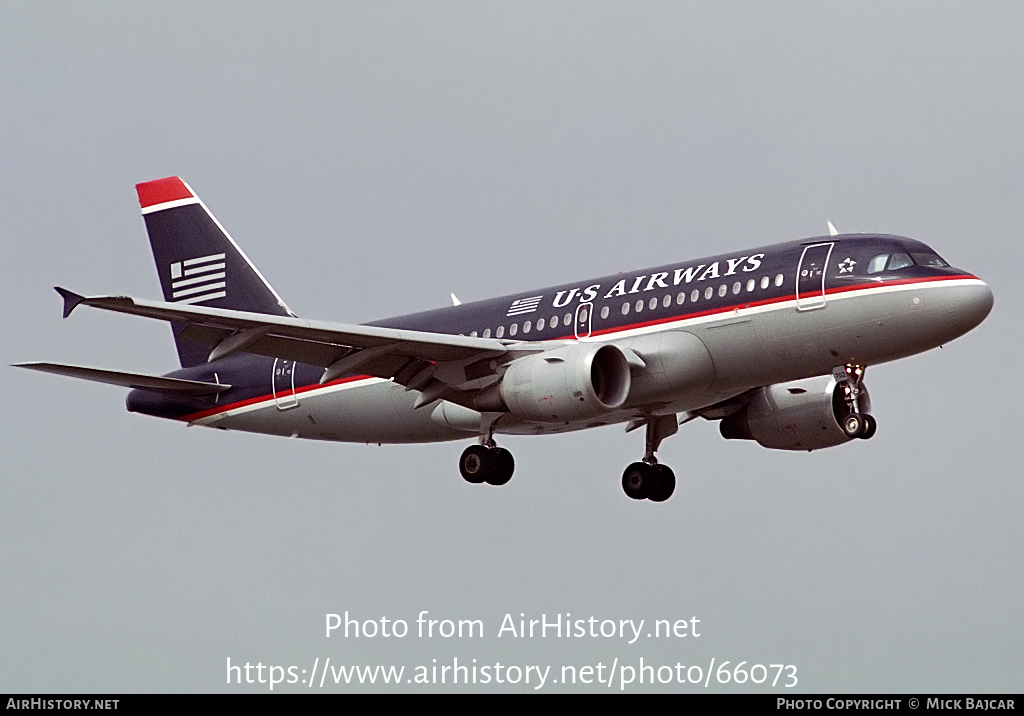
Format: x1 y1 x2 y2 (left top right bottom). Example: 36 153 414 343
834 363 877 440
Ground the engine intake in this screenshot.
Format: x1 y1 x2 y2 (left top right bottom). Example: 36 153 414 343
720 374 871 451
498 343 632 422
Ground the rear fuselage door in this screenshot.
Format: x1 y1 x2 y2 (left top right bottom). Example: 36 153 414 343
796 242 834 311
272 358 299 409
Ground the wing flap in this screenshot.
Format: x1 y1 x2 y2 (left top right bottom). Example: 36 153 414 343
13 362 231 395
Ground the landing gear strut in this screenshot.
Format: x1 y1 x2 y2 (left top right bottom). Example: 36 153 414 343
834 364 877 439
622 414 678 502
459 420 514 487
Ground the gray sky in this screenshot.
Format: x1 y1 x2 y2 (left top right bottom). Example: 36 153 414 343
2 1 1022 693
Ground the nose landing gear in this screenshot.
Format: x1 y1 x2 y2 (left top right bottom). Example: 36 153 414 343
835 364 877 439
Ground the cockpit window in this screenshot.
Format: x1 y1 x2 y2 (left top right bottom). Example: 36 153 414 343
868 249 949 274
888 252 913 270
867 254 889 274
910 252 949 268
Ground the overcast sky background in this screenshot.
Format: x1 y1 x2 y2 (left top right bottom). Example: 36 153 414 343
2 2 1022 693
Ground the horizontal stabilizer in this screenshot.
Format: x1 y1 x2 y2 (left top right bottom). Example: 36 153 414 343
13 362 231 395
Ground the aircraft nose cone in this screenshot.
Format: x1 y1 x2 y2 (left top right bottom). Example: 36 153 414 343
948 279 993 335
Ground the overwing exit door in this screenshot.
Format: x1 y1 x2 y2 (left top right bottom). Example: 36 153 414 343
575 302 593 339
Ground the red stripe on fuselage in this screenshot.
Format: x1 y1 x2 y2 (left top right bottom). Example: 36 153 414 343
136 177 194 209
183 273 977 423
179 373 373 423
585 273 978 339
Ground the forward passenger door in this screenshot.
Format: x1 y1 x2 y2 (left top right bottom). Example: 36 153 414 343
796 243 834 311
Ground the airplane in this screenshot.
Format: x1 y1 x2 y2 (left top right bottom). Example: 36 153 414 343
15 177 993 502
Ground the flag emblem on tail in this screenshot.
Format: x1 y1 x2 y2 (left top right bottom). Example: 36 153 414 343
170 253 226 304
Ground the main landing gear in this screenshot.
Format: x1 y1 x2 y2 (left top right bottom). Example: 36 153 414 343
622 462 676 502
456 413 682 501
835 363 877 440
459 416 514 486
622 414 679 502
459 443 515 486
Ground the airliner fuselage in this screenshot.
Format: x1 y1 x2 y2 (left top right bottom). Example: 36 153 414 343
17 177 993 502
126 235 991 443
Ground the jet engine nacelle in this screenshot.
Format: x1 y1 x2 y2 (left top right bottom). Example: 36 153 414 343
499 343 632 423
719 374 871 451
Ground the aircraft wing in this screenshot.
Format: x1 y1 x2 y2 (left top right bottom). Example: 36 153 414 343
13 362 231 395
55 288 545 399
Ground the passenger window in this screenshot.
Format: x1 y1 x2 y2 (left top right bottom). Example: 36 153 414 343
622 302 630 315
470 330 478 337
746 279 755 292
563 313 572 326
888 252 913 270
495 326 504 338
677 292 686 305
551 315 558 328
509 323 518 336
600 306 609 319
635 299 644 312
774 273 784 287
649 297 658 310
579 308 588 322
733 282 741 294
663 295 671 308
760 276 769 289
867 254 889 273
523 320 531 334
704 287 713 300
691 289 699 302
537 318 546 330
482 328 491 338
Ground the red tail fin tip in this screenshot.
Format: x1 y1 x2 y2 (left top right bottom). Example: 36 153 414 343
136 176 194 210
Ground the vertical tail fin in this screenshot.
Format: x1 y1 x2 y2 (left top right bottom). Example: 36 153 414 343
136 176 294 367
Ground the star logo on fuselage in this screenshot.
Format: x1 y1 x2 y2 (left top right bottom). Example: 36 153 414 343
838 257 856 274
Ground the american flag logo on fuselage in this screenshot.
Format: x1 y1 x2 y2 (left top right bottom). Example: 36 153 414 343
506 295 543 317
169 253 226 304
